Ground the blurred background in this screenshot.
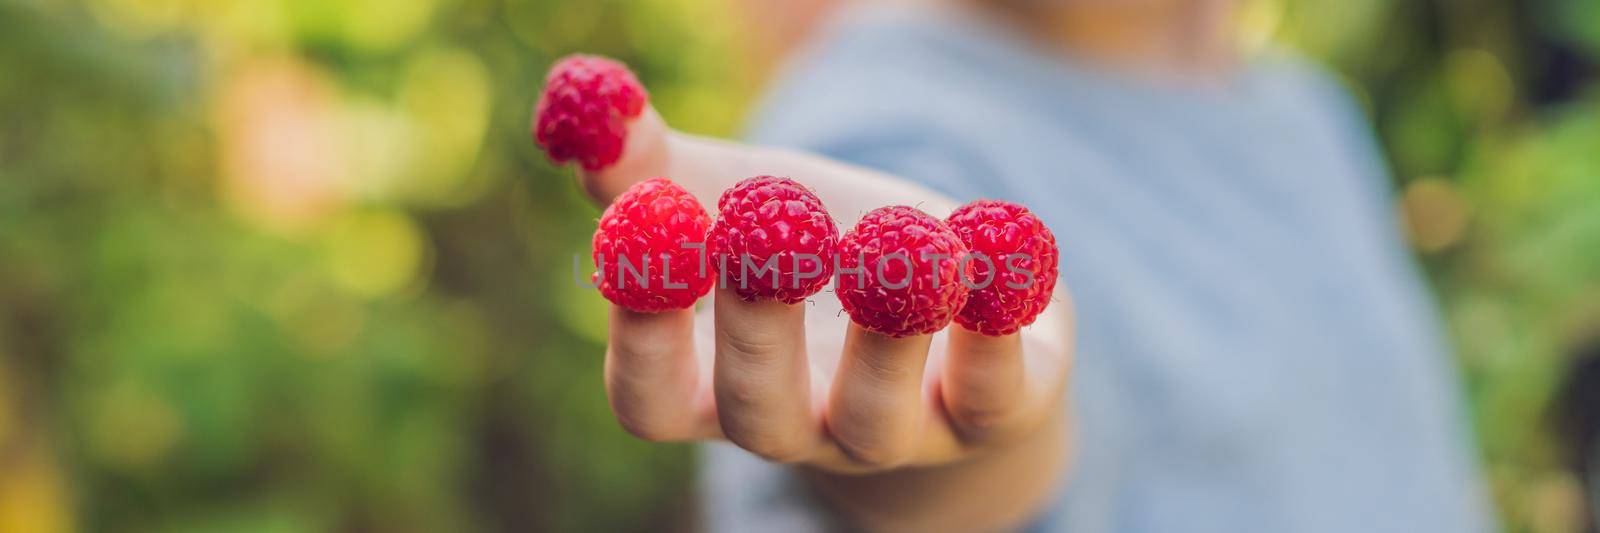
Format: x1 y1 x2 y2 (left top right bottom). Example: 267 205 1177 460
1 0 1598 531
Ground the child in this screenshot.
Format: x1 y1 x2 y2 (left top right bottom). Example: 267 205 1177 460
557 0 1495 530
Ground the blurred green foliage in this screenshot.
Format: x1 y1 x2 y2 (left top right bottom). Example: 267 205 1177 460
0 0 1596 532
1278 1 1600 530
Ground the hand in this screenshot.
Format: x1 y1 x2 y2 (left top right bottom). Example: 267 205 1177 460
568 105 1076 475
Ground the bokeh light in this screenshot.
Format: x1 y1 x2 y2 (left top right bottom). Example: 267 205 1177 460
1 0 1598 531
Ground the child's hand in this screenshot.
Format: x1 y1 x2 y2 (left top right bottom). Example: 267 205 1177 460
538 57 1075 478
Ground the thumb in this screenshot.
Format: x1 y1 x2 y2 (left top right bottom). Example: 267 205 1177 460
532 54 957 219
575 107 671 205
531 54 672 205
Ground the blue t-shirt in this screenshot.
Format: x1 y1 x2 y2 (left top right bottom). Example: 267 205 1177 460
700 6 1494 532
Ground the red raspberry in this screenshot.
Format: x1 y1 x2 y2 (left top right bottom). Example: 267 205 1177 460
592 178 714 312
835 206 972 337
533 54 648 171
945 200 1059 336
710 176 839 304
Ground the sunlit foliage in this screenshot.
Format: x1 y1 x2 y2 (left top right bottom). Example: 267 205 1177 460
0 0 1596 531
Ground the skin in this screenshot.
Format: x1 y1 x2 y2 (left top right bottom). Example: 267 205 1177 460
733 0 843 71
573 0 1239 530
982 0 1239 84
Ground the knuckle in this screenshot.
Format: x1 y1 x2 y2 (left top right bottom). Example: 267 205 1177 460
718 376 765 410
832 433 910 470
718 326 788 363
716 396 814 463
728 430 812 463
854 352 917 386
611 341 677 365
949 402 1013 434
951 404 1040 446
613 410 679 442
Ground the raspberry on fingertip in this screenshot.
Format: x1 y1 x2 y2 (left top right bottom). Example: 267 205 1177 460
710 176 840 304
946 200 1059 336
835 206 972 338
592 177 714 312
533 54 649 171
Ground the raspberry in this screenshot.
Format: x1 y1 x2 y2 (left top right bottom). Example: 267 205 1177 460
592 177 714 312
710 176 839 304
945 200 1059 336
835 206 971 337
533 54 648 171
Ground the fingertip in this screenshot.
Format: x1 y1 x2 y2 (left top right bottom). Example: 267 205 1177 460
711 287 819 462
533 55 643 169
947 326 1023 359
576 107 672 204
609 303 696 353
842 323 934 383
532 53 670 205
604 304 707 442
612 300 695 319
940 327 1028 442
821 323 934 468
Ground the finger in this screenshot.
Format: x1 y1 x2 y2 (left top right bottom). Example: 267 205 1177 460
939 328 1028 443
712 288 820 462
575 110 956 219
943 284 1076 444
605 306 716 441
825 325 933 469
576 105 953 214
574 107 673 204
535 56 958 215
